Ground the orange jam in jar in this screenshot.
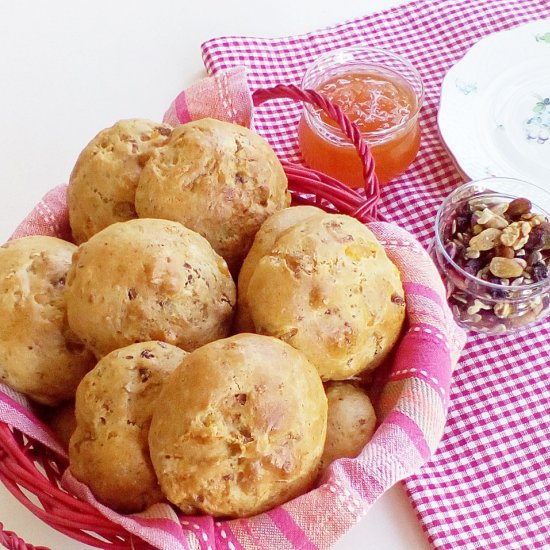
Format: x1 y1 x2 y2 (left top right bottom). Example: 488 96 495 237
297 47 424 188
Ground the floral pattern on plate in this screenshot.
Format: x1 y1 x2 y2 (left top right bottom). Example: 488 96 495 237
524 97 550 144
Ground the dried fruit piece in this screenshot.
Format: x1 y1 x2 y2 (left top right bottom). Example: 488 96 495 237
532 262 549 282
463 257 484 275
525 222 550 250
455 213 471 233
507 198 532 219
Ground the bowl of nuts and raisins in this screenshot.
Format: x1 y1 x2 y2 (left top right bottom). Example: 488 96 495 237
432 178 550 334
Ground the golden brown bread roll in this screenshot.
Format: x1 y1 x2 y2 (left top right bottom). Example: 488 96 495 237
148 333 327 518
69 341 187 513
68 119 173 244
135 118 290 273
320 382 376 471
0 236 94 405
236 205 325 332
65 218 236 357
237 211 405 380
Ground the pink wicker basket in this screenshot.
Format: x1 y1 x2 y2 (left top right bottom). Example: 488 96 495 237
0 85 460 550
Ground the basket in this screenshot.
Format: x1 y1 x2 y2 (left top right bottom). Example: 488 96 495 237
0 85 463 550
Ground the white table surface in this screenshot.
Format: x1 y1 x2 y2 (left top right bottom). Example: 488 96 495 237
0 1 432 548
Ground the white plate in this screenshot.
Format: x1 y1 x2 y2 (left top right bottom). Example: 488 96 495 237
438 19 550 188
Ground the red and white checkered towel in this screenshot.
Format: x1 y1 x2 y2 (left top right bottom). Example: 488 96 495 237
200 0 550 548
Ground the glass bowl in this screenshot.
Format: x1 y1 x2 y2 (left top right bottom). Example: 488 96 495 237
432 177 550 334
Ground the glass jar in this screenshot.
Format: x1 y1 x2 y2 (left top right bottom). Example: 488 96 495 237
432 178 550 334
297 46 424 189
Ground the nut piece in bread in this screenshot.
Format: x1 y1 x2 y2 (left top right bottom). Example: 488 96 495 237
0 236 95 405
148 333 327 518
68 119 172 244
320 382 376 471
237 211 405 380
65 218 236 357
69 341 187 513
135 118 290 273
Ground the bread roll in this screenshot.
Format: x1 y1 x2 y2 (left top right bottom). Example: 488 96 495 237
149 333 327 518
65 218 236 357
69 341 187 513
68 119 172 243
135 118 290 272
320 382 376 471
0 236 94 405
237 212 405 380
236 205 325 332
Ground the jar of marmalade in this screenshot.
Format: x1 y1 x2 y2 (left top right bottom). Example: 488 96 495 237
297 46 424 188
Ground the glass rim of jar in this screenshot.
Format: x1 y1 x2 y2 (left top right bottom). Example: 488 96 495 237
434 178 550 293
301 46 425 143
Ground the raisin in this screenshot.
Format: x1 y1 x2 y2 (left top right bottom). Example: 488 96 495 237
488 277 507 299
138 367 151 382
525 223 550 251
235 393 247 405
391 293 405 305
455 214 471 234
464 258 484 275
532 262 548 282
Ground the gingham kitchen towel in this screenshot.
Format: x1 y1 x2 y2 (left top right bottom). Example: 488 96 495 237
200 0 550 548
